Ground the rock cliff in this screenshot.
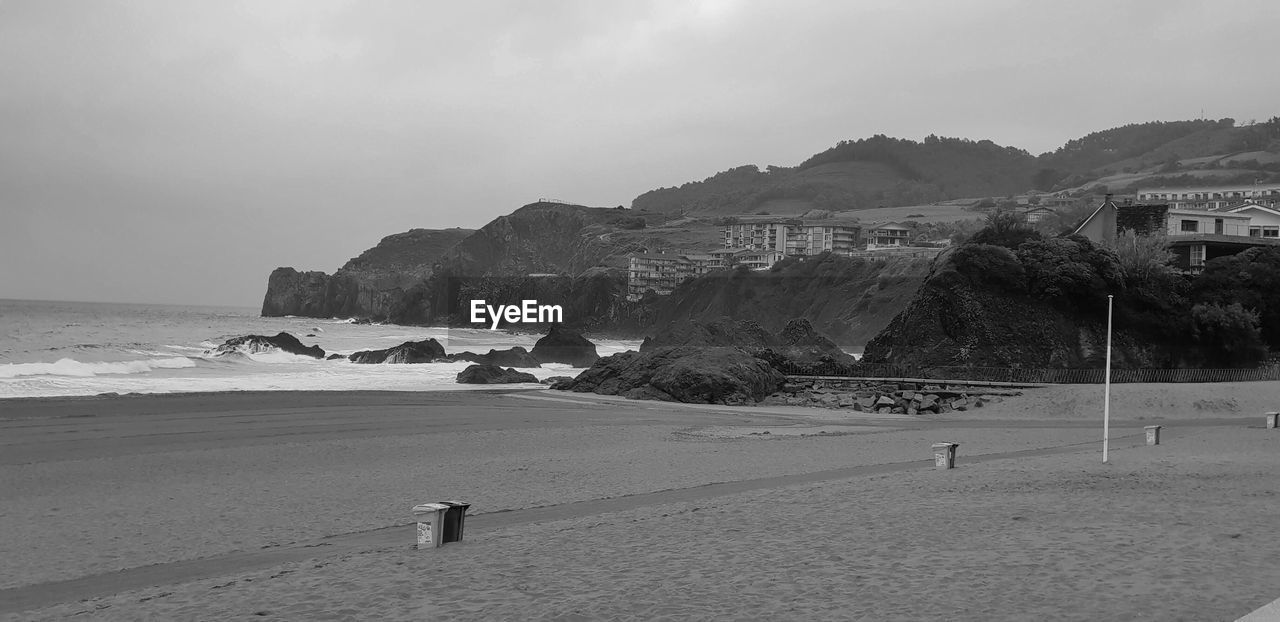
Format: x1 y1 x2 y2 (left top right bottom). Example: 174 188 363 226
862 245 1159 370
262 228 473 319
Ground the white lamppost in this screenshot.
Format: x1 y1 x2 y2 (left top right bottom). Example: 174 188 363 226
1103 294 1113 463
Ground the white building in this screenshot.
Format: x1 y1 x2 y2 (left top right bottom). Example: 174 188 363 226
722 220 861 256
1135 184 1280 210
1227 202 1280 238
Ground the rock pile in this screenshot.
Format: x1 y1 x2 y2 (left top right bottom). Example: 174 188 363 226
762 379 1017 414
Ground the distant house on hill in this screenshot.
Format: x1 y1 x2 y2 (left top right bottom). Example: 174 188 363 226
1074 197 1280 272
722 220 861 256
1020 206 1056 224
625 248 782 300
865 222 912 249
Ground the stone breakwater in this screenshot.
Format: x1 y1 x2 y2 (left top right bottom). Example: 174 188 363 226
762 378 1022 414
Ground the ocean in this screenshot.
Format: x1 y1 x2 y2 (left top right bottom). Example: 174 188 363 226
0 299 638 399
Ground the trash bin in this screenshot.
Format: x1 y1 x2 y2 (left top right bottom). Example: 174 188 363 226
1268 412 1279 429
441 501 471 544
931 442 958 470
1144 425 1162 446
413 503 450 549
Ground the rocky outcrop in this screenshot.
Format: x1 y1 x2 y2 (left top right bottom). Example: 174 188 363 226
455 364 539 384
261 228 473 319
210 332 325 359
762 377 1019 414
562 346 785 404
640 317 853 367
862 245 1161 370
640 253 932 347
640 318 775 351
448 347 541 368
349 339 447 364
531 325 599 367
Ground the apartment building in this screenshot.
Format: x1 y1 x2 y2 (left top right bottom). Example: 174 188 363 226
722 220 861 256
1135 184 1280 210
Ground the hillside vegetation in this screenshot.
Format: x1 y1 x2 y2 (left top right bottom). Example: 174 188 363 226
641 253 933 347
633 118 1280 218
864 213 1280 370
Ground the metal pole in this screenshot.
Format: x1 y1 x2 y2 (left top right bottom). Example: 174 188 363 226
1103 294 1113 463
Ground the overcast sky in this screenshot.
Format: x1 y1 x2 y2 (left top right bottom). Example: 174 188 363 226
2 0 1277 307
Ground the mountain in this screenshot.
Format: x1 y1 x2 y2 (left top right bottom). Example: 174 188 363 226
262 228 473 319
632 118 1280 217
261 117 1280 332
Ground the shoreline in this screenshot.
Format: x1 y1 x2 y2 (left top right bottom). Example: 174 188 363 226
1 385 1277 619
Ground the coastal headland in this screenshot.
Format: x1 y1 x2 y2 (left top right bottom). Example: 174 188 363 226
2 384 1279 620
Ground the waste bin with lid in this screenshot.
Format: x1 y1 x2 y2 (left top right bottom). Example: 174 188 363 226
931 442 958 470
441 501 471 544
413 503 450 549
1144 425 1162 446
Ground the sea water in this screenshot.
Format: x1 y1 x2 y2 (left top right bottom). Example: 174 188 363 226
0 299 638 399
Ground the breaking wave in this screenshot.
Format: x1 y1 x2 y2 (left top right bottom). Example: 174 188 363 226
0 357 198 378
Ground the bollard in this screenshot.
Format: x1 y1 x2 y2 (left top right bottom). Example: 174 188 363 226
931 442 958 470
1268 412 1279 429
413 503 450 549
1144 425 1162 446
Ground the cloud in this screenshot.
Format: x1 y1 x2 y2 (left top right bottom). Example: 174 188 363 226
1 0 1279 305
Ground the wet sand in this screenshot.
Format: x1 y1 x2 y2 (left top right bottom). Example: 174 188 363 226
2 383 1278 620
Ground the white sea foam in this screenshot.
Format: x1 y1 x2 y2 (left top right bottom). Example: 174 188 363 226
0 357 198 378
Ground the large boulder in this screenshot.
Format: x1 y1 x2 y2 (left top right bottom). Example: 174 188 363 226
448 347 541 368
455 364 539 384
349 339 447 364
639 318 775 352
531 324 599 367
563 346 785 405
640 317 854 369
211 332 325 359
772 318 851 365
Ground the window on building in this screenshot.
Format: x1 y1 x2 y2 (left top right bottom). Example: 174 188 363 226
1265 227 1280 238
1190 245 1205 266
1250 227 1262 237
1180 220 1199 233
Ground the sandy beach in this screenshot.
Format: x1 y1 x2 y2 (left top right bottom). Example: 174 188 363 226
2 383 1279 620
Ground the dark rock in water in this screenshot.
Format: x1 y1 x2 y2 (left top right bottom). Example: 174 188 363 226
531 325 599 367
456 364 539 384
213 332 325 359
449 347 541 368
564 346 784 404
326 353 347 361
349 339 446 364
306 333 317 337
541 375 575 387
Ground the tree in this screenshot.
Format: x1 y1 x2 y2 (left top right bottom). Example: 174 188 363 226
1015 235 1121 310
1190 303 1267 368
1191 247 1280 350
1106 229 1177 288
970 210 1041 248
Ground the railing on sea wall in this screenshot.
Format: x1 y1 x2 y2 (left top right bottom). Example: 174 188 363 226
780 361 1280 384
